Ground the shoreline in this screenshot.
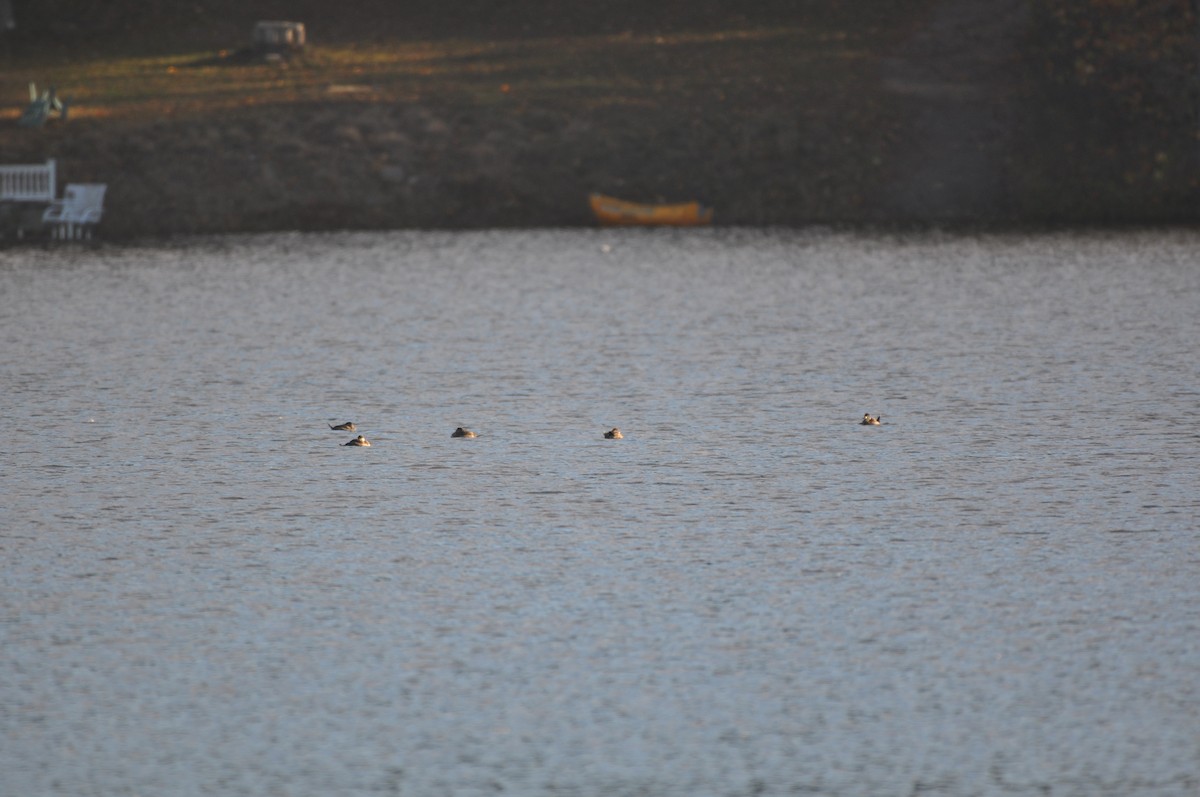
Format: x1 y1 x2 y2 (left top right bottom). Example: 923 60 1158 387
7 217 1198 251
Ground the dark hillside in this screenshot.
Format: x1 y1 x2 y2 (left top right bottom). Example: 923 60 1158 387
1017 0 1198 223
0 0 1195 238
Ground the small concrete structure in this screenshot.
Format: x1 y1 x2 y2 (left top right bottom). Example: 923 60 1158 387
253 21 306 52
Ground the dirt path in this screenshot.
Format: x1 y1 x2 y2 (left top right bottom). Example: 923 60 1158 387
875 0 1029 223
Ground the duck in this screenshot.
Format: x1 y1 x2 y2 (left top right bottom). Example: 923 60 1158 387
451 427 477 438
328 421 356 431
861 413 882 426
604 428 623 439
343 435 371 446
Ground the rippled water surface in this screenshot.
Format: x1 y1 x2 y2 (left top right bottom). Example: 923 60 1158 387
2 229 1198 796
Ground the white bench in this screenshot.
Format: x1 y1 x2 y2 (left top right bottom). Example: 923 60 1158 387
0 158 56 202
43 183 107 240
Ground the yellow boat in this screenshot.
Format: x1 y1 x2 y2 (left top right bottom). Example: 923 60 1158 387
589 193 713 227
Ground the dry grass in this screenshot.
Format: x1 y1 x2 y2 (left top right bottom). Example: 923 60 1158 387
2 25 876 123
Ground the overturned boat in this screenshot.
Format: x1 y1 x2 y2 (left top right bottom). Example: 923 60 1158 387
589 193 713 227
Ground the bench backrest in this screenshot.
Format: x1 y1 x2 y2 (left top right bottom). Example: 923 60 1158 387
60 183 107 213
0 159 56 201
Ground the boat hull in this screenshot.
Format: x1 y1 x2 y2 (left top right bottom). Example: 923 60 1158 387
589 193 713 227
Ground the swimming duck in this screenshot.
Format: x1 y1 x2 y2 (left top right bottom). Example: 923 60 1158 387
451 427 476 438
329 421 356 431
861 413 882 425
604 428 623 439
343 435 371 446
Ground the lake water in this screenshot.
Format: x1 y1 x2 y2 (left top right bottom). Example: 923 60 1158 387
2 228 1198 797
